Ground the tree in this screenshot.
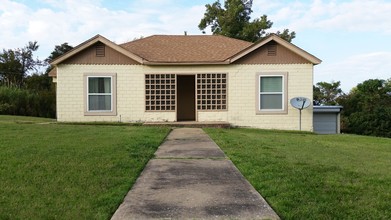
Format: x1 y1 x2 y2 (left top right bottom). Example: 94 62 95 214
338 79 391 137
45 42 73 74
198 0 296 42
0 42 74 118
45 42 73 64
313 81 344 105
0 50 22 87
0 41 41 87
23 43 73 93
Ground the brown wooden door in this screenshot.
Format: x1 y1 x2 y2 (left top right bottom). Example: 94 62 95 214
177 75 195 121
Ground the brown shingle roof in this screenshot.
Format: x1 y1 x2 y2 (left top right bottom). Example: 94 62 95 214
120 35 253 64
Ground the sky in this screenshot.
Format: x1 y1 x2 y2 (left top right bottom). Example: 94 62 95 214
1 0 390 92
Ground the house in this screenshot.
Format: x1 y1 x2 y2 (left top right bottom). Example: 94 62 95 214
49 34 321 131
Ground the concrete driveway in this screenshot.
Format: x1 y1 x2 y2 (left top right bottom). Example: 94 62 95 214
111 128 279 220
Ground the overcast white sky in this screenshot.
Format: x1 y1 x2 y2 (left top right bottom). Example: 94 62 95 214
1 0 390 92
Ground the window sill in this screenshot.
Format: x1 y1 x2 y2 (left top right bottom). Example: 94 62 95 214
84 111 117 116
256 110 288 115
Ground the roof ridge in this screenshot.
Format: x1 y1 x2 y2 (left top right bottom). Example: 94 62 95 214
119 35 156 45
212 34 254 44
120 34 254 45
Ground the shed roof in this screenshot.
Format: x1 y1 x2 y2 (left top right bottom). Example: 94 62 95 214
313 106 343 113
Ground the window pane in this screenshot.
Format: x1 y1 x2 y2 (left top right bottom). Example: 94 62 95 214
260 76 282 92
89 77 111 93
260 94 282 109
89 95 111 110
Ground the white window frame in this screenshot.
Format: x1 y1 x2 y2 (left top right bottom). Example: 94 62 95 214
87 76 112 112
256 72 288 114
84 73 117 116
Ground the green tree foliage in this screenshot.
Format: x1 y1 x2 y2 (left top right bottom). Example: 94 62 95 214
339 79 391 137
0 50 22 87
198 0 296 42
0 41 41 88
24 73 52 92
313 81 344 105
45 42 74 75
45 42 73 63
0 42 73 118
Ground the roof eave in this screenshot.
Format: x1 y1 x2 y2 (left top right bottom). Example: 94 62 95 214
48 67 57 78
143 60 230 65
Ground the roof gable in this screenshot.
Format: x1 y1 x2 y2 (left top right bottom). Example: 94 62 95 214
233 40 311 64
62 42 139 65
230 34 321 65
50 35 144 65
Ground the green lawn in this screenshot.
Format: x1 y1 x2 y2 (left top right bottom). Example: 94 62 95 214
204 128 391 219
0 115 55 123
2 116 390 219
0 116 170 219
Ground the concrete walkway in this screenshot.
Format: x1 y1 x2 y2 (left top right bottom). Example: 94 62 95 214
111 128 279 220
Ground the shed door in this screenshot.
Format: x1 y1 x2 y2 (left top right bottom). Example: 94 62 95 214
313 113 337 134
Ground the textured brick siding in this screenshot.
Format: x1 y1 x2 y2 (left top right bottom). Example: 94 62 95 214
56 64 313 131
227 64 313 131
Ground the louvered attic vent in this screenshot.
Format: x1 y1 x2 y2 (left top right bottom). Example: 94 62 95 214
95 43 105 57
267 43 277 56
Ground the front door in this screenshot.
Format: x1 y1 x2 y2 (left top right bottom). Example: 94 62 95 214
177 75 195 121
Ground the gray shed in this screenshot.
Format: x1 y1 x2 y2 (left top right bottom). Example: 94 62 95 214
313 106 343 134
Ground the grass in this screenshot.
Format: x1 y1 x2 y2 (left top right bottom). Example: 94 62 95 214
0 116 170 219
2 115 390 219
204 128 391 219
0 115 55 123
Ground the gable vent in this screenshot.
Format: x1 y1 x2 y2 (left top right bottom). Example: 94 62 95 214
267 44 277 56
95 43 105 57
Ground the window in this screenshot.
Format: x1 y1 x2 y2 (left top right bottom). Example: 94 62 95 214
197 73 227 110
88 77 112 111
84 73 116 116
256 73 287 114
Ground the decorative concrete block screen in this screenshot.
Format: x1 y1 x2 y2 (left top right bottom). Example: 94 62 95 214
145 74 176 111
196 73 227 110
145 73 227 111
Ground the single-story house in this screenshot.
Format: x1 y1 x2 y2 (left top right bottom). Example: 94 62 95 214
49 34 321 131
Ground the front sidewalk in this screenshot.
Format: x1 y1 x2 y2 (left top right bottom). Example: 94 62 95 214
111 128 279 219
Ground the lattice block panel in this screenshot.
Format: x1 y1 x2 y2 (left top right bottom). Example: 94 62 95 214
197 73 227 110
145 74 176 111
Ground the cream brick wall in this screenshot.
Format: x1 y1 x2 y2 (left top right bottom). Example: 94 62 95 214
198 111 228 122
226 64 313 131
56 64 314 131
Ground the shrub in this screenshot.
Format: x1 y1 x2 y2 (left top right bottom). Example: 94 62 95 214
0 86 55 118
339 79 391 138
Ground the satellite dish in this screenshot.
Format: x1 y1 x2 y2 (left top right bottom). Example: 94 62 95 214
290 97 311 110
290 97 311 131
